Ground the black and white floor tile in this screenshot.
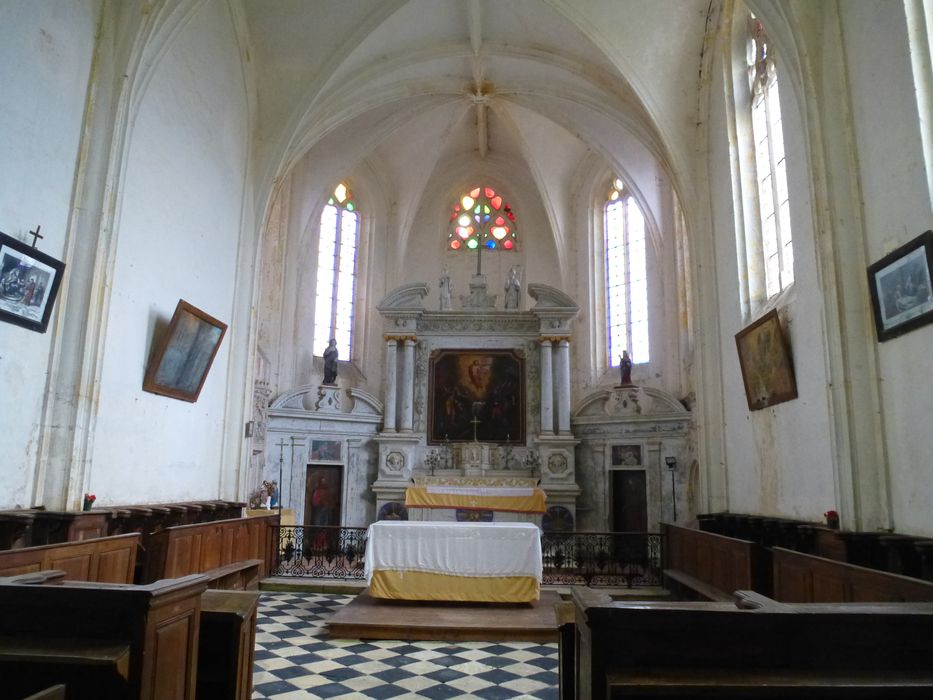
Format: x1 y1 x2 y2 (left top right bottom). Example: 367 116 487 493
252 592 559 700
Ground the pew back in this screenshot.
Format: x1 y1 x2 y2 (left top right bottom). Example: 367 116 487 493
0 570 209 700
143 514 277 586
0 533 139 582
572 587 933 700
773 546 933 602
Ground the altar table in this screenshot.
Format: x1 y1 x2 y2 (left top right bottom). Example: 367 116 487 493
364 521 542 603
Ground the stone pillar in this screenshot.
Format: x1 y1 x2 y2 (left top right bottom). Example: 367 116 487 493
556 339 571 434
383 337 398 432
400 337 416 432
539 338 554 434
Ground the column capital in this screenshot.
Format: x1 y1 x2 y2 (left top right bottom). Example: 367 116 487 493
539 335 567 344
384 334 417 343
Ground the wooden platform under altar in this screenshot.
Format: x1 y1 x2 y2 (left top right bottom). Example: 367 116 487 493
327 589 560 642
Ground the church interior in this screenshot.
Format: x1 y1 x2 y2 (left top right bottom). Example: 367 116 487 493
2 1 933 698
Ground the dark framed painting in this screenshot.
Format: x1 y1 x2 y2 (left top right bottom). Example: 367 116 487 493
735 309 798 411
0 231 65 333
310 439 341 462
428 348 525 444
867 230 933 342
305 464 342 528
611 444 642 467
143 299 227 402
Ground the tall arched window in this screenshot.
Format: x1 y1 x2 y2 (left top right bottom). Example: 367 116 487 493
606 178 649 365
447 185 518 251
313 182 358 359
748 14 793 298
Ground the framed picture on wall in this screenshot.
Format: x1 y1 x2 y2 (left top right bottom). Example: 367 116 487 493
0 231 65 333
867 230 933 342
735 309 798 411
143 299 227 402
427 349 525 444
610 444 642 467
310 439 342 462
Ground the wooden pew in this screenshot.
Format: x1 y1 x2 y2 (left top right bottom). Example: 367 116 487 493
143 514 277 588
773 547 933 602
572 587 933 700
661 522 769 600
199 590 260 700
0 533 140 582
0 569 209 699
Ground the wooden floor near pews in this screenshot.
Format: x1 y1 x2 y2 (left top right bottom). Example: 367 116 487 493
327 588 560 642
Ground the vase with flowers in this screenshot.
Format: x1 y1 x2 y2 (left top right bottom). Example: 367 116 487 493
824 509 839 529
83 493 96 511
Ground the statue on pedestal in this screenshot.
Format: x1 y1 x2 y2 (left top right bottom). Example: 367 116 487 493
504 265 521 309
439 266 452 310
323 338 338 384
618 349 633 386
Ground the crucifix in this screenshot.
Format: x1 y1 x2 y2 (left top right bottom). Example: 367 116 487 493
28 225 43 248
470 414 482 442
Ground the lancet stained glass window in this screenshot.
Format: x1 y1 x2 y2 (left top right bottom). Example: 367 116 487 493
447 186 518 251
606 178 649 365
313 182 358 359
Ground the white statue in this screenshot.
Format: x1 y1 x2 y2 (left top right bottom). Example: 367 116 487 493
504 265 521 309
439 266 453 310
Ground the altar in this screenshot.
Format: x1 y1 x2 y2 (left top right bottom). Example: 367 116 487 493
364 520 542 603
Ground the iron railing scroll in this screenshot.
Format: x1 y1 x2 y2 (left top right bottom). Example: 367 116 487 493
271 526 664 588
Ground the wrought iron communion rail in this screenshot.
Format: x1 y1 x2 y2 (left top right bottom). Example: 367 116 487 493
271 525 664 588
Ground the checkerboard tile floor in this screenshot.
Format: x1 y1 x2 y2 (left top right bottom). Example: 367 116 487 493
253 592 559 699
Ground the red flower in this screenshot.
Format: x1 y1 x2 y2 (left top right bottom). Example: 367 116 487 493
824 509 837 519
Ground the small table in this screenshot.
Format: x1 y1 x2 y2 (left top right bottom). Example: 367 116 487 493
364 520 542 603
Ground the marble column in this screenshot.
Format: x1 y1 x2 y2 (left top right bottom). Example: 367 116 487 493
383 338 398 432
400 338 416 432
539 338 554 434
557 339 571 434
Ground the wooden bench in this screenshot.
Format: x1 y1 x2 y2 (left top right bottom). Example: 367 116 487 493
662 522 769 599
0 532 140 582
143 514 277 588
199 590 260 700
0 569 209 699
773 547 933 602
572 587 933 700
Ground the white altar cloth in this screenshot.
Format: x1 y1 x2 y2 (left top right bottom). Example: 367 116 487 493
364 521 542 581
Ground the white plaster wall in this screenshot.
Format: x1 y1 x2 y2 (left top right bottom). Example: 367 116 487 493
0 1 100 508
89 0 249 505
706 22 835 521
842 3 933 535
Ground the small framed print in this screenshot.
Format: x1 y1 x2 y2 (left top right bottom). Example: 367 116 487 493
611 444 642 467
0 231 65 333
310 439 342 462
867 230 933 342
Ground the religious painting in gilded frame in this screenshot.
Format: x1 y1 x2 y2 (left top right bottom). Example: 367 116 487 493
427 349 525 444
735 309 798 411
0 231 65 333
143 299 227 402
867 230 933 342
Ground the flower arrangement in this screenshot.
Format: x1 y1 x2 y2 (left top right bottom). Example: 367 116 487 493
824 509 839 528
82 493 96 511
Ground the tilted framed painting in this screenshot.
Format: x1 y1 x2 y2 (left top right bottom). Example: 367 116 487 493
0 231 65 333
143 299 227 402
735 309 798 411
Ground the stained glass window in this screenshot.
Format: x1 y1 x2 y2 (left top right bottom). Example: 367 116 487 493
313 182 358 359
748 14 793 298
606 178 649 365
447 186 518 251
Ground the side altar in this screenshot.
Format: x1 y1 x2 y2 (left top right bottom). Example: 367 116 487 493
370 278 581 527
